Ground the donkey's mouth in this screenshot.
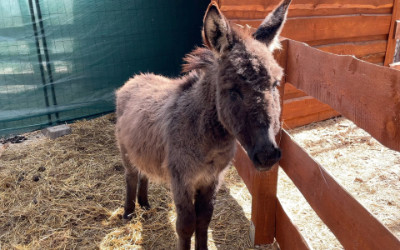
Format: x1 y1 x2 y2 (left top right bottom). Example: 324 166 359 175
251 148 281 171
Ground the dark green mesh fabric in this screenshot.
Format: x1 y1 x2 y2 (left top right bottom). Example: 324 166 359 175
0 0 209 136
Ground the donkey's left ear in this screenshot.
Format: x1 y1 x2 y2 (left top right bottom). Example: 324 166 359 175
253 0 291 51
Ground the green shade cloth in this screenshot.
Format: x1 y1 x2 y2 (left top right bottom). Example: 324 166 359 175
0 0 208 136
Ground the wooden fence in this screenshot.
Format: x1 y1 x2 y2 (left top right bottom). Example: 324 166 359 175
218 0 400 128
233 38 400 249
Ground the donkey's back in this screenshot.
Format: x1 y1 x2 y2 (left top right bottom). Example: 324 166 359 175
115 73 178 182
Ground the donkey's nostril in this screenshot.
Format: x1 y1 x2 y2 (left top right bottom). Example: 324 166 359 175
275 148 282 161
252 147 281 170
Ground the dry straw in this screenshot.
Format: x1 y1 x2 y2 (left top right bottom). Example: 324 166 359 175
0 114 272 249
0 114 398 249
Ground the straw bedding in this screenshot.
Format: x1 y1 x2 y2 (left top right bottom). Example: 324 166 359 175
0 114 398 249
0 114 270 249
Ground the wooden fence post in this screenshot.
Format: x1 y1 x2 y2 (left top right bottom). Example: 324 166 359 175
384 0 400 66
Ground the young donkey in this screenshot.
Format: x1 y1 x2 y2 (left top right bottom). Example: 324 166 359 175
115 0 291 249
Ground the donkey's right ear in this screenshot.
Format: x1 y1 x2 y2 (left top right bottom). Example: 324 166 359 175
202 2 232 54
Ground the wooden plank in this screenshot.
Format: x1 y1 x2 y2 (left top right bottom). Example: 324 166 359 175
279 130 400 250
306 35 388 47
314 40 387 58
222 8 392 20
275 199 311 250
359 52 385 64
220 0 393 19
286 39 400 151
232 15 392 43
232 144 280 245
250 166 279 245
282 96 339 120
283 109 340 130
384 0 400 65
283 83 307 100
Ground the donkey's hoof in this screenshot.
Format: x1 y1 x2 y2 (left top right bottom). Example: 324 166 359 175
122 212 135 220
139 202 151 210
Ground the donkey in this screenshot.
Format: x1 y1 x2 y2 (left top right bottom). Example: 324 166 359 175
115 0 291 249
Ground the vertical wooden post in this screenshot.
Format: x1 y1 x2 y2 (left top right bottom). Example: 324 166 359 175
249 167 279 245
248 39 288 246
384 0 400 66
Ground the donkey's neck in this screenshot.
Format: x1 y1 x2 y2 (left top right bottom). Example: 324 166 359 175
179 71 232 142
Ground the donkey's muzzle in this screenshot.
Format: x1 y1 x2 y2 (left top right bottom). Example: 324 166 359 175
251 146 281 171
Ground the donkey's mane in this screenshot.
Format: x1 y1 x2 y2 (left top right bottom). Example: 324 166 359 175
182 47 216 73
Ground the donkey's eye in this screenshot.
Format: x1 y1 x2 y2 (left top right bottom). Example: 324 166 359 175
229 88 243 100
272 80 280 88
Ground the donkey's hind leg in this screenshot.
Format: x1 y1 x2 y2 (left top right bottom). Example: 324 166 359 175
137 173 150 209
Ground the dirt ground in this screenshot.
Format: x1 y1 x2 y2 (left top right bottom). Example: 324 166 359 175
0 114 399 249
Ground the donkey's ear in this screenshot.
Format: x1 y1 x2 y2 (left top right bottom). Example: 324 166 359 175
253 0 291 51
203 2 232 54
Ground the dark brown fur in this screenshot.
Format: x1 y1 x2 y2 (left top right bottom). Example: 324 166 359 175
115 1 291 249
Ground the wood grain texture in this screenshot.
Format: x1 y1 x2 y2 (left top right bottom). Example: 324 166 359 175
279 130 400 250
233 15 391 43
282 96 340 129
314 40 387 58
220 0 393 19
232 143 279 245
384 0 400 65
286 39 400 151
283 83 307 100
276 199 311 250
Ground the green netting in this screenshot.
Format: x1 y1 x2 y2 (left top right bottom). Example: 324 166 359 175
0 0 209 136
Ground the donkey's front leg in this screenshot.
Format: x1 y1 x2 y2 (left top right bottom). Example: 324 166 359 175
137 172 150 209
194 183 216 250
123 168 139 219
171 177 196 249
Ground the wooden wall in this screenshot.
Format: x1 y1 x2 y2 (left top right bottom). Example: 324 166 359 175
218 0 397 128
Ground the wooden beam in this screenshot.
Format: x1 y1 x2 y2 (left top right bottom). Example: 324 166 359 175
282 96 340 129
283 83 307 100
314 40 387 59
275 199 311 250
384 0 400 65
220 0 393 19
286 39 400 152
279 130 400 250
232 15 391 43
233 143 280 245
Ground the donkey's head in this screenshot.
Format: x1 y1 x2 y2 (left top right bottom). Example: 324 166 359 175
203 0 291 171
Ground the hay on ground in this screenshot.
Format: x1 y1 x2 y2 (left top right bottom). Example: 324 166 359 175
0 114 272 249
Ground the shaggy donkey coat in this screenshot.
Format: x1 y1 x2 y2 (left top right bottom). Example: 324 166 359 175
115 1 291 249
